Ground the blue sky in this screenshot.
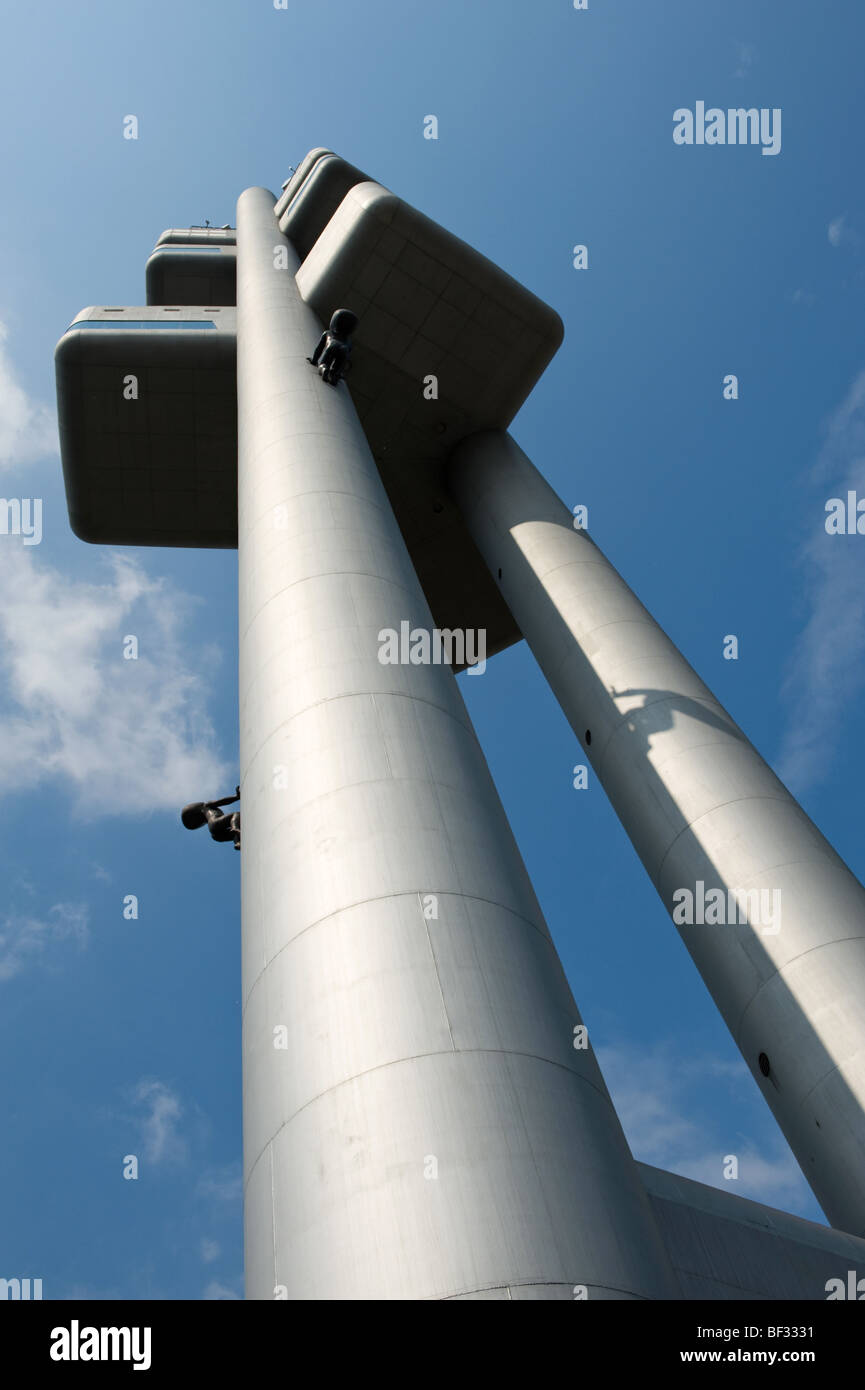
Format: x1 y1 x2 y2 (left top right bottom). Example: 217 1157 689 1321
1 0 864 1298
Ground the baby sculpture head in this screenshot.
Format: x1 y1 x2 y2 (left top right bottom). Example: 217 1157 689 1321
328 308 358 341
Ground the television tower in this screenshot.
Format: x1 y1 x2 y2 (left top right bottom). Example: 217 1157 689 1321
56 149 865 1298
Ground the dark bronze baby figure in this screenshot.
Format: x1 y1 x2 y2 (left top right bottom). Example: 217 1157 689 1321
181 786 241 850
307 308 358 385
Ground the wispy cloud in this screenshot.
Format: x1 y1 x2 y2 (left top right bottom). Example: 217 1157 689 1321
202 1279 241 1300
133 1079 186 1166
597 1041 811 1213
0 322 56 469
776 367 865 790
733 42 756 80
0 901 89 981
195 1163 242 1206
200 1238 220 1264
0 548 227 816
62 1283 126 1300
828 214 859 248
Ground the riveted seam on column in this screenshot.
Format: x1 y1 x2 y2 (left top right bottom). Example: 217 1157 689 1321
796 1052 865 1114
735 932 865 1051
593 692 739 775
245 428 387 466
241 690 476 768
239 572 422 645
655 822 841 902
371 691 394 778
246 772 510 822
423 708 494 898
627 732 756 780
242 1047 620 1191
595 718 748 786
511 554 626 588
538 617 691 699
439 1281 651 1301
244 486 396 534
554 614 681 654
268 1145 276 1290
240 889 555 1017
501 1048 568 1269
421 899 457 1053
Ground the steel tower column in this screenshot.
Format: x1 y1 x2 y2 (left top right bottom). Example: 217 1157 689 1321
449 428 865 1237
236 189 678 1299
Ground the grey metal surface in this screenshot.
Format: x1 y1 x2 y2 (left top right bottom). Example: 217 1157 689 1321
296 174 563 662
640 1163 865 1300
278 152 371 260
57 157 571 655
449 428 865 1239
155 226 236 247
55 306 237 546
236 187 680 1301
296 178 562 428
274 147 333 220
53 286 515 650
146 244 236 306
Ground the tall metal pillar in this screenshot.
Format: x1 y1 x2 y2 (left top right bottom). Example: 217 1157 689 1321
449 428 865 1237
236 189 679 1299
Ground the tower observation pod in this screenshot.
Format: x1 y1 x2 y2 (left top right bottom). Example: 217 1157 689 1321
54 148 865 1299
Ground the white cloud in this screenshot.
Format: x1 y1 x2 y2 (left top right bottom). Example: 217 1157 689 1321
0 901 89 981
200 1238 220 1264
828 215 859 248
63 1282 125 1300
133 1078 186 1166
195 1163 242 1205
0 548 228 816
202 1280 240 1300
733 42 756 79
597 1041 811 1213
776 367 865 790
0 322 56 469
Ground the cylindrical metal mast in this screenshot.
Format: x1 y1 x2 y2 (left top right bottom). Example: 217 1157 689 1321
236 189 678 1299
449 428 865 1237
